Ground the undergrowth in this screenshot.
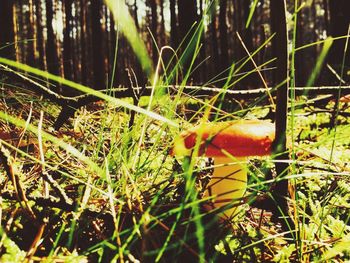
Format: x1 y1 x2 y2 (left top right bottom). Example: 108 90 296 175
0 0 349 262
0 79 349 262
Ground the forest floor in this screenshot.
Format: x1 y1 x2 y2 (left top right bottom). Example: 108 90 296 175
0 84 350 262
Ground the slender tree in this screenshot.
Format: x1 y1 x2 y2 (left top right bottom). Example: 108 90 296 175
0 0 16 59
210 3 220 76
199 0 207 80
133 0 140 30
79 0 88 86
26 0 36 65
328 0 350 83
295 6 306 86
108 8 117 87
63 0 73 82
270 0 295 235
55 2 65 80
233 0 256 87
159 0 166 47
45 0 60 80
219 0 229 73
170 0 178 48
35 0 47 70
72 1 80 83
177 0 199 81
178 0 198 43
149 0 158 64
91 0 106 90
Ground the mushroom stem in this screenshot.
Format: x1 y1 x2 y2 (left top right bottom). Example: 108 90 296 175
205 157 247 218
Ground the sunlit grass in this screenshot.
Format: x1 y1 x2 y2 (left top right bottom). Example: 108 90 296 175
1 1 350 262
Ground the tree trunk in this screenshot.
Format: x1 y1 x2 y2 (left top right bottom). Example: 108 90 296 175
198 0 206 81
210 3 220 76
45 0 60 92
159 0 166 47
35 0 46 70
178 0 198 42
79 0 88 86
170 0 178 48
270 0 294 236
108 8 117 88
149 0 158 64
239 0 256 88
328 0 350 84
219 0 229 73
295 7 306 86
91 0 106 90
323 0 329 34
0 0 16 60
63 0 73 82
72 1 80 84
26 0 36 65
177 0 199 81
133 0 140 30
241 0 253 52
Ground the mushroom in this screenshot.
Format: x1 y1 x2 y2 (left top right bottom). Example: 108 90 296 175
172 120 275 218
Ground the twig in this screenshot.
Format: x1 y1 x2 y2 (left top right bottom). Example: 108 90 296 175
2 63 350 100
236 31 275 109
0 64 77 104
0 141 36 220
41 171 73 205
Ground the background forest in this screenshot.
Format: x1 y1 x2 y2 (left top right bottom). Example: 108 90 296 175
0 0 350 262
1 0 350 91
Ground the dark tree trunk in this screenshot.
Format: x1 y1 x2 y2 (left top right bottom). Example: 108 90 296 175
232 0 255 88
56 3 65 80
17 0 27 62
45 0 60 79
295 7 306 86
13 2 20 62
271 1 288 141
323 0 329 34
63 0 73 82
133 0 140 30
91 0 106 90
72 1 80 84
159 0 166 47
241 0 253 52
270 0 294 236
178 0 198 42
219 0 229 73
104 7 112 87
26 0 36 65
80 0 88 86
177 0 199 81
108 8 117 88
210 4 220 77
149 0 158 64
35 0 46 70
101 5 108 83
198 0 206 80
0 0 16 59
328 0 350 84
170 0 178 48
237 0 256 88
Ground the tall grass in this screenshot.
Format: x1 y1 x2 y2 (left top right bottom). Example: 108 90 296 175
0 0 349 262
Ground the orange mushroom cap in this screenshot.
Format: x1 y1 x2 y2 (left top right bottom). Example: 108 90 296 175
172 120 275 157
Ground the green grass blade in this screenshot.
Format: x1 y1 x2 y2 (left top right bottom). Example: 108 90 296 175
0 58 177 127
306 37 333 87
104 0 153 77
